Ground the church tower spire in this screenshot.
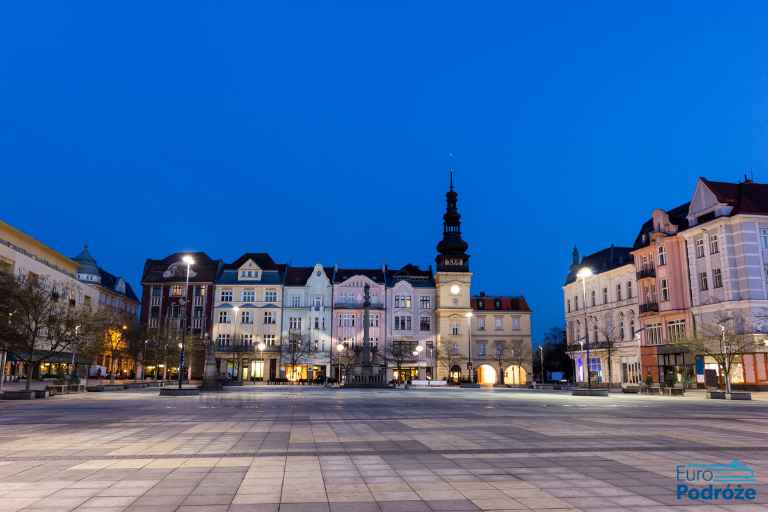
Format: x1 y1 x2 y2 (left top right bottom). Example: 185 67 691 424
436 172 470 271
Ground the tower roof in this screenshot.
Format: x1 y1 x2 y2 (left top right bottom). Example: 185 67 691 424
436 172 470 271
72 244 99 276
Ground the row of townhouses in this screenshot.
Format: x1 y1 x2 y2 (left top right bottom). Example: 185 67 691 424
564 177 768 390
0 220 140 383
140 179 533 384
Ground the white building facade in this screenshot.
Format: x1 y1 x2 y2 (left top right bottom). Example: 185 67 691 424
281 264 334 382
564 246 641 386
682 178 768 386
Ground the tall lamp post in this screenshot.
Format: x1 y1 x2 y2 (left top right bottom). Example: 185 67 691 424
576 267 593 389
336 343 346 385
465 312 473 383
178 255 195 389
538 346 545 384
257 341 266 382
233 306 240 382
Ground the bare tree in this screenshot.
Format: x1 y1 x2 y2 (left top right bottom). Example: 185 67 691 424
508 339 532 386
282 330 313 381
671 313 760 394
597 316 624 389
0 272 92 391
437 342 462 383
384 340 416 383
334 342 356 384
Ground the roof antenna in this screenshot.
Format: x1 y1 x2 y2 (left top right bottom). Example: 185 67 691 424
448 152 455 191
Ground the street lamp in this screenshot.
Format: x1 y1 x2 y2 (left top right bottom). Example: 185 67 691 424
336 343 346 384
178 255 194 389
465 312 474 383
538 346 545 384
233 306 241 382
576 267 593 389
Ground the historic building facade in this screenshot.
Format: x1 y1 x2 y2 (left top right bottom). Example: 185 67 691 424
138 177 532 385
469 293 532 385
211 253 285 382
385 264 437 381
281 264 333 382
1 220 91 383
140 252 221 380
72 244 140 377
681 178 768 387
565 177 768 389
632 204 695 386
564 246 640 386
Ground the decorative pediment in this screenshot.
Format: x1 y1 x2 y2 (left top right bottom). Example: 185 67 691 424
687 178 733 225
238 259 262 281
306 263 329 286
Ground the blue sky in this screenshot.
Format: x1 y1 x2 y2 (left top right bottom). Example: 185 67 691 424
2 2 767 342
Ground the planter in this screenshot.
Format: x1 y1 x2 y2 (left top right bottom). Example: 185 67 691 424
33 390 49 399
622 385 640 394
2 390 37 400
662 387 685 396
572 388 609 397
708 391 727 399
730 391 752 400
159 388 200 396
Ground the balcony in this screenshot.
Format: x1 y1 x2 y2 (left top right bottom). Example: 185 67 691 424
639 302 659 314
636 267 656 280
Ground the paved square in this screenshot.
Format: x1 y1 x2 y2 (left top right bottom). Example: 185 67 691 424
0 387 767 511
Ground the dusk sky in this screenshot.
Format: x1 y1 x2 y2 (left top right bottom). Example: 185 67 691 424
2 2 767 342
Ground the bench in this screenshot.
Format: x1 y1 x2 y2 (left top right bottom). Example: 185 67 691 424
708 390 727 399
729 391 752 400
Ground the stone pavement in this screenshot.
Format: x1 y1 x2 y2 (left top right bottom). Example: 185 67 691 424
0 387 766 511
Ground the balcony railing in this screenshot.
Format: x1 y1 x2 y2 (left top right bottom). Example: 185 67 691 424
639 302 659 314
636 267 656 280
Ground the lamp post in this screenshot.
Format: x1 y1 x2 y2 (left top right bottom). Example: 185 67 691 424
178 255 195 389
233 306 240 382
538 345 545 384
465 312 474 383
718 322 731 394
336 343 345 385
257 341 266 382
576 267 593 389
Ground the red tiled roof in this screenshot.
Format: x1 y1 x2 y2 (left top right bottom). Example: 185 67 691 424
471 295 531 312
703 178 768 215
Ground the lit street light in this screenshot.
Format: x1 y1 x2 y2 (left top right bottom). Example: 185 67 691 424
576 266 593 389
178 255 194 389
465 311 474 383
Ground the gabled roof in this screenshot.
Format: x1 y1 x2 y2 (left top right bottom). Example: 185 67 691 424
564 245 634 285
141 252 222 283
632 203 690 249
334 267 386 284
702 177 768 216
284 265 334 287
471 294 531 312
386 263 435 288
225 252 282 271
98 267 139 302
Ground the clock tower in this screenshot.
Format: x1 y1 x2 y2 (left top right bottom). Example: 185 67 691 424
435 172 474 381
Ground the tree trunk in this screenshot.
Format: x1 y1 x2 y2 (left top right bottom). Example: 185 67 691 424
25 361 32 391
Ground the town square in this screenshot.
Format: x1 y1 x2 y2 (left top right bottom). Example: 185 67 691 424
3 2 768 511
1 387 767 512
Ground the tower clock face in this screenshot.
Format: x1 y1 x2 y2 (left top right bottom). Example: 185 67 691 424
450 284 461 295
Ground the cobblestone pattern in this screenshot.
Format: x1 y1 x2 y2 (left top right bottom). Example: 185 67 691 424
0 388 766 511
